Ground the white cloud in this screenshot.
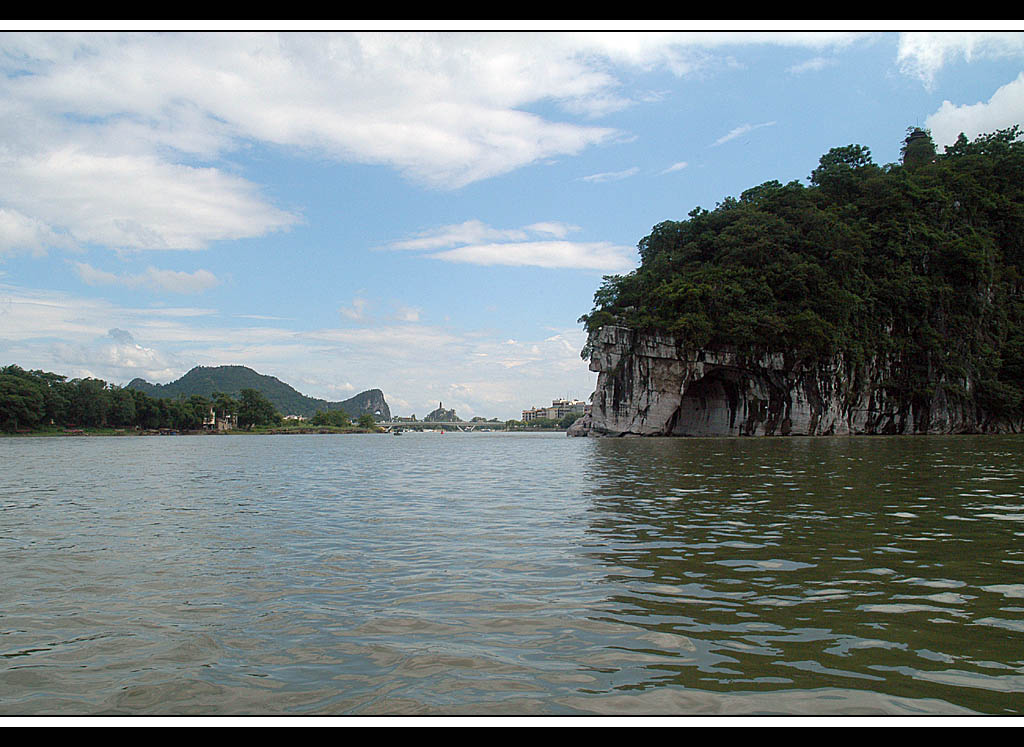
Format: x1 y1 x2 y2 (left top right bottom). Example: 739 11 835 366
787 56 833 74
384 220 635 272
339 295 370 320
523 221 580 238
430 240 635 272
661 160 688 174
394 305 422 323
0 282 596 419
581 167 640 183
0 32 621 194
387 220 531 251
72 261 220 294
0 208 74 257
926 73 1024 149
0 31 873 259
0 148 296 252
897 31 1024 88
712 121 777 147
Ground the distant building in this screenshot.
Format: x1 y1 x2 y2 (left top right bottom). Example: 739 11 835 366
522 398 587 422
203 407 238 431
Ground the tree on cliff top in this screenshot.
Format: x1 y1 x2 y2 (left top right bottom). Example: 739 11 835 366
579 125 1024 422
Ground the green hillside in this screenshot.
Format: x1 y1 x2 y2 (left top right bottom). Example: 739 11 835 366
127 365 390 420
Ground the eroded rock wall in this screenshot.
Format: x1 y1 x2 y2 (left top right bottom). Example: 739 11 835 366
583 325 1018 437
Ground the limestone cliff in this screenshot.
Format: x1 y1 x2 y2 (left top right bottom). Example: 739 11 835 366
580 325 1022 437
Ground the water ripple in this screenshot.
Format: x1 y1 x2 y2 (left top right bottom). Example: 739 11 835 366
1 432 1022 714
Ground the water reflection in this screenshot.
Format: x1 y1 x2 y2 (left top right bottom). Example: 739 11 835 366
578 435 1024 714
0 433 1021 715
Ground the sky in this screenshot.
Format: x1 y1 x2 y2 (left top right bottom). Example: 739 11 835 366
2 23 1024 420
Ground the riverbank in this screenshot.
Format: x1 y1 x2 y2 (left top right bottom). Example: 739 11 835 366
1 424 384 437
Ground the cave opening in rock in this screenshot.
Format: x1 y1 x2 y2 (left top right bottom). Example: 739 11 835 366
671 368 743 436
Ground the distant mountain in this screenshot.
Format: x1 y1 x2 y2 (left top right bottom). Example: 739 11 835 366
127 365 390 420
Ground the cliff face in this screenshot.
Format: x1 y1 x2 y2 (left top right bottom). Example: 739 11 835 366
582 326 1021 437
335 388 391 421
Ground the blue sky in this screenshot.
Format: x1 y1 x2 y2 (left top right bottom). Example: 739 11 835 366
2 25 1024 419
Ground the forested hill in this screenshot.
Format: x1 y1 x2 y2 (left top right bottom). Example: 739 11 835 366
127 365 390 420
579 126 1024 425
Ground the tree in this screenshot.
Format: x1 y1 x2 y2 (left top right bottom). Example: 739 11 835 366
310 409 351 427
577 126 1024 424
130 388 162 429
107 386 137 427
69 378 110 427
0 373 44 431
237 388 280 429
809 144 874 197
357 413 377 429
211 391 237 419
558 411 582 429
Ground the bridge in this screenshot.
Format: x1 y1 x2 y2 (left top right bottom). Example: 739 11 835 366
379 420 505 432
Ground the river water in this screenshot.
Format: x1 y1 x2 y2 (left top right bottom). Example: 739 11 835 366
1 432 1022 716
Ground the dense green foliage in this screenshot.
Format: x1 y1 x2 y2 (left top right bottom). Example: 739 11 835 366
309 409 352 427
0 364 275 432
236 388 281 429
127 365 390 420
580 127 1024 421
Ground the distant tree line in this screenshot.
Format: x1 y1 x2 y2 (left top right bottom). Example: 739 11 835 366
308 409 378 429
0 364 281 432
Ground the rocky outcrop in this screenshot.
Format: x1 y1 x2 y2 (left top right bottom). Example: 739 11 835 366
424 402 459 422
566 413 592 437
344 389 391 421
584 325 1021 437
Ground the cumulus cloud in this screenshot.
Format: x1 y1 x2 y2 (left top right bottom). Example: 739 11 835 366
21 321 185 384
0 208 75 257
926 73 1024 149
0 31 871 259
897 31 1024 88
0 148 296 252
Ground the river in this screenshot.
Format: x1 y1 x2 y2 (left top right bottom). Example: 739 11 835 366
1 432 1022 715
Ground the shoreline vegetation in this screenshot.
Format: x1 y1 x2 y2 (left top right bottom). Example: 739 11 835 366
0 425 573 437
0 362 581 436
0 423 385 437
0 364 387 435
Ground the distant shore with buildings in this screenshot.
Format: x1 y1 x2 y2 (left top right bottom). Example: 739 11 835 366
521 398 589 423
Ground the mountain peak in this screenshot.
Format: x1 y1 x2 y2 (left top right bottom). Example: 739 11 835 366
127 365 390 420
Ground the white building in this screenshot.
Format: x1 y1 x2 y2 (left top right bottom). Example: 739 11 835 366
522 398 588 422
